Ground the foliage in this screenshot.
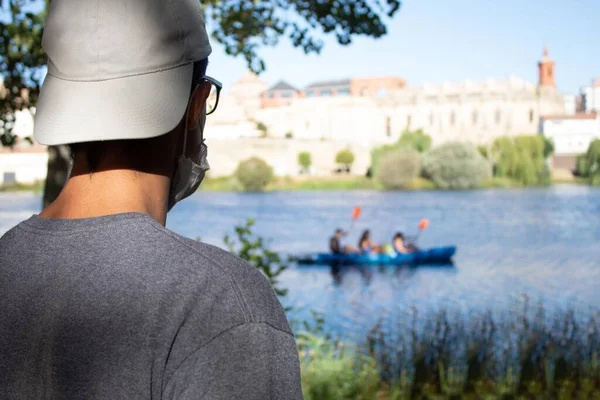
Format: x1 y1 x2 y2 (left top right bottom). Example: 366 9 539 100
577 139 600 185
285 131 294 139
477 145 489 159
0 0 47 147
256 121 269 138
491 135 550 186
544 137 555 159
403 177 436 190
479 177 521 189
202 0 401 73
371 129 432 175
298 151 312 173
396 129 432 153
376 149 422 190
335 149 355 167
298 304 600 399
234 157 274 192
299 333 380 400
422 142 491 189
223 219 288 297
0 180 44 193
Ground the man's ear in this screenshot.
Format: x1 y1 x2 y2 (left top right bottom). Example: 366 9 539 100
187 81 212 130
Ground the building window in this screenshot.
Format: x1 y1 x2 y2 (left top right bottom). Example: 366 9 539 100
386 117 392 137
320 89 332 97
472 110 478 125
495 109 502 125
268 92 275 99
306 90 314 97
406 115 412 128
429 112 434 126
450 111 456 126
281 91 293 98
338 88 350 96
529 109 535 123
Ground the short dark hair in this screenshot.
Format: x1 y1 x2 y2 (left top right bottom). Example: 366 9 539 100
394 232 405 240
69 58 209 170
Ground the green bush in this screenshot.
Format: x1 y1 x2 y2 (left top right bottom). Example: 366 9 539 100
298 151 312 174
422 142 491 189
397 129 432 153
404 177 436 190
335 149 355 168
371 129 432 175
491 135 550 186
376 149 421 189
299 334 380 400
234 157 274 192
285 131 294 139
577 139 600 184
479 176 520 189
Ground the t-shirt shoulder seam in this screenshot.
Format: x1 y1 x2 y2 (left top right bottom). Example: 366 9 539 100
163 321 294 388
145 221 254 322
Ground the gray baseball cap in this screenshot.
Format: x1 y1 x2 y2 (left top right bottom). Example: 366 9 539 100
34 0 212 146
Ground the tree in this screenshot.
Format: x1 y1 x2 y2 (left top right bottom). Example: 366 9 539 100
335 149 355 173
234 157 274 192
396 129 432 153
298 151 312 174
371 129 432 175
491 135 550 186
578 139 600 184
256 121 269 138
376 148 421 189
1 0 403 205
422 142 491 189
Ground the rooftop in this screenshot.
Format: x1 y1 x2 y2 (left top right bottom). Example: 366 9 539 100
268 80 298 92
305 79 352 89
542 112 597 121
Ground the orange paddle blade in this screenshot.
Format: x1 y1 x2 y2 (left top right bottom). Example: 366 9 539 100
352 207 362 221
419 219 430 231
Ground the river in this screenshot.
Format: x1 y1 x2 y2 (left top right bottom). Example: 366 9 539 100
2 186 599 339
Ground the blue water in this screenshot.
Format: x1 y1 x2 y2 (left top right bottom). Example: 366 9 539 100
2 186 600 339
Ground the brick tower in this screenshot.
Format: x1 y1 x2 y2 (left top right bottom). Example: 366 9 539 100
538 47 556 88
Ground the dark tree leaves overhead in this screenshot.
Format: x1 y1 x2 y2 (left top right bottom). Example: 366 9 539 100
204 0 402 72
0 0 402 205
0 0 47 147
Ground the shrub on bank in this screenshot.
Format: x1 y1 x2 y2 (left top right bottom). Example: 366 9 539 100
422 142 491 189
491 135 550 186
234 157 274 192
335 149 355 173
298 151 312 174
376 149 422 190
371 129 432 174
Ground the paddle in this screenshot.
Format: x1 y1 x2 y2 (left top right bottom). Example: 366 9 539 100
349 207 362 232
411 218 430 246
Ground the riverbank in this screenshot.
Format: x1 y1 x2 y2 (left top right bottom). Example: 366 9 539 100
198 174 590 192
0 176 591 194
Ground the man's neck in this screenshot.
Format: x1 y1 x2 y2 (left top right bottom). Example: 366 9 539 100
39 169 171 226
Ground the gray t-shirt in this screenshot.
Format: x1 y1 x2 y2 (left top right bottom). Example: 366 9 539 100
0 213 303 399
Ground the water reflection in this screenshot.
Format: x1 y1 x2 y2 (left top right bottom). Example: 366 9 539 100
329 263 456 286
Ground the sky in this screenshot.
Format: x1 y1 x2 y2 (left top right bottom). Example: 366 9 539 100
207 0 600 95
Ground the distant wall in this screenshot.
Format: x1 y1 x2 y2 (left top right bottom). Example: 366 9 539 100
0 151 48 185
206 138 371 177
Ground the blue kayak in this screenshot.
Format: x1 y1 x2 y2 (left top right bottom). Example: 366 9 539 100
296 246 457 266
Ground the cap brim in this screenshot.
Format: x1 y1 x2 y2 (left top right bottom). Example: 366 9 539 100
34 63 193 146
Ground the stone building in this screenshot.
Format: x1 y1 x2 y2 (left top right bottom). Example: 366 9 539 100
380 49 566 145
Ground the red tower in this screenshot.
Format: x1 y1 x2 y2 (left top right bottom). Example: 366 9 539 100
538 47 556 88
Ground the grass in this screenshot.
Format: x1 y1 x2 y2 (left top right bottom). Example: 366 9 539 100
298 302 600 399
0 180 44 193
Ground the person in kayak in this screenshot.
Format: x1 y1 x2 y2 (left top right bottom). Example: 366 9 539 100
358 229 384 255
392 232 420 254
330 229 358 254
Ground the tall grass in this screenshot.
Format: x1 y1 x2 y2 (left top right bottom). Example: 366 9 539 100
299 301 600 399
